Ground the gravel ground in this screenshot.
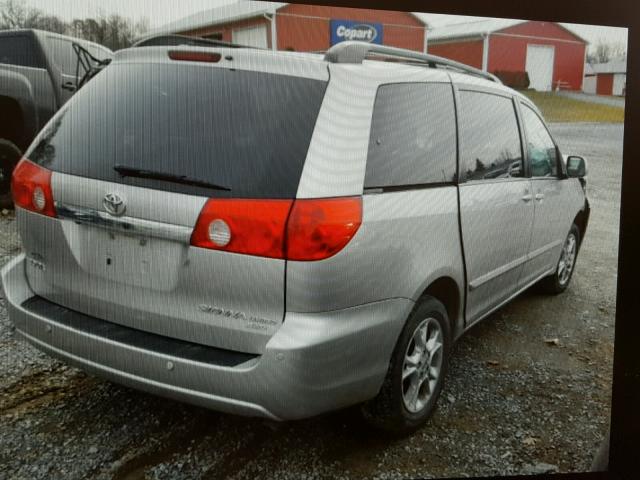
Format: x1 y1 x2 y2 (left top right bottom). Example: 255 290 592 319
0 122 621 480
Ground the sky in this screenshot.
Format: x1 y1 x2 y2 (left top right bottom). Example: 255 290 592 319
21 0 628 50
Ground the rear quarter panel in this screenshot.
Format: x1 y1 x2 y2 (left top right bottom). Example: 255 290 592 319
286 188 465 327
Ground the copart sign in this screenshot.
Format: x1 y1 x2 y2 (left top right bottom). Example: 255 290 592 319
330 19 383 45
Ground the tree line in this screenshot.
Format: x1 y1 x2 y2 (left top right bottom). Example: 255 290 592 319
0 0 149 50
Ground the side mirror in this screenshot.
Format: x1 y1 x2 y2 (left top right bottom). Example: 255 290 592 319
566 155 587 178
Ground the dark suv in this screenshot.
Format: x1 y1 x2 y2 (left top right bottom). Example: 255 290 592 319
0 29 112 207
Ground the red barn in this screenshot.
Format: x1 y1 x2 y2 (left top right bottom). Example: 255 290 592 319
148 1 427 53
427 19 588 91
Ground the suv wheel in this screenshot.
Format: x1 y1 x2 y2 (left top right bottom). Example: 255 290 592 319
539 224 580 294
361 296 451 434
0 139 21 209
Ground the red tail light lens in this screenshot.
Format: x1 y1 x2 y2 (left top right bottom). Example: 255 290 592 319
191 199 293 258
286 197 362 261
11 159 57 217
191 197 362 261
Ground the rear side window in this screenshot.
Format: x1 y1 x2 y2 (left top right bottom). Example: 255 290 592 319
365 83 457 189
27 64 327 198
458 91 523 182
0 35 43 68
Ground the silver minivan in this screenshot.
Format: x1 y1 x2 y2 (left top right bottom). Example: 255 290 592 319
1 41 589 433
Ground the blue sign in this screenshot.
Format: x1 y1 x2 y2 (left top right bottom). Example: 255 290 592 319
330 19 383 46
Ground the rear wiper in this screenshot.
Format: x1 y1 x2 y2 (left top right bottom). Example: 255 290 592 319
114 165 231 191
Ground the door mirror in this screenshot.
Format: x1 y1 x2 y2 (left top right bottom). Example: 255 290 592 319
566 156 587 178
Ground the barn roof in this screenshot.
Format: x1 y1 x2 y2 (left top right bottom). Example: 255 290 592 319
590 60 627 74
428 18 588 44
148 1 427 37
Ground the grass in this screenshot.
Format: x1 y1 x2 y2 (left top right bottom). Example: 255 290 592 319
520 90 625 123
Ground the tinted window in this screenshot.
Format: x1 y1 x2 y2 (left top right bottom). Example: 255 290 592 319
46 37 77 75
521 103 558 177
0 35 42 68
27 64 327 198
365 83 457 188
459 91 523 182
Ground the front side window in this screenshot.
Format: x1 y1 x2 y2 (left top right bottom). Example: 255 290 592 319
365 82 457 188
458 91 523 182
520 103 559 177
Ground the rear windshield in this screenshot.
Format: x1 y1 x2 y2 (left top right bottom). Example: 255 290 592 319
27 63 327 198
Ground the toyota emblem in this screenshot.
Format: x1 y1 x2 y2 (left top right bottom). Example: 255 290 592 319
103 193 126 217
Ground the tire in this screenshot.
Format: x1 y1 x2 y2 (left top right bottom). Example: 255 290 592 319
0 139 21 209
361 296 452 434
539 224 581 294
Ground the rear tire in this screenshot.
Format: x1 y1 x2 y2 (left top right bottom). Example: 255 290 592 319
539 224 580 294
0 139 21 209
361 296 451 435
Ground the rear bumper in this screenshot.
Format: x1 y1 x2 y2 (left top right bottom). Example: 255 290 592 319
1 254 412 420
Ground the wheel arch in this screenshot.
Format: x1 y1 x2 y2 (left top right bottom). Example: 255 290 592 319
416 276 463 338
0 95 25 148
573 199 590 249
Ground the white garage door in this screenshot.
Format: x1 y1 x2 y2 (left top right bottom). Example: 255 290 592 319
232 24 268 49
526 44 555 91
613 73 626 96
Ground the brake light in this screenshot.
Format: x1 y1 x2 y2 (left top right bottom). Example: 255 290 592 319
168 51 222 63
286 197 362 261
190 197 362 261
11 159 57 217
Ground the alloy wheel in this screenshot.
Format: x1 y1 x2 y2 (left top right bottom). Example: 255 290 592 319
558 232 577 286
402 317 444 413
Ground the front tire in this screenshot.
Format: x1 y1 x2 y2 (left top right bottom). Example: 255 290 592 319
539 224 580 294
0 139 21 209
361 296 451 434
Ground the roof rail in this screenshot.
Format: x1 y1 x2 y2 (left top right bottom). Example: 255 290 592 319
324 41 501 84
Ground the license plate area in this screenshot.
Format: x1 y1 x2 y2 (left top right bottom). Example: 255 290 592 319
67 224 184 290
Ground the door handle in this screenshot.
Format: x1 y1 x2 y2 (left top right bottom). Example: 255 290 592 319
522 194 533 202
62 81 76 92
535 193 545 201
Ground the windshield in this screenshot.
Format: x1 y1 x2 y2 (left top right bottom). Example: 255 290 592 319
27 62 327 198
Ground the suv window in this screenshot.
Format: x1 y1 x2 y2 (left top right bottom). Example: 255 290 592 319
0 35 43 68
458 90 523 182
520 103 559 177
27 64 327 199
365 83 457 188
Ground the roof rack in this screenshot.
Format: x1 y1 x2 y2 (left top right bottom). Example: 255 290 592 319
324 41 501 84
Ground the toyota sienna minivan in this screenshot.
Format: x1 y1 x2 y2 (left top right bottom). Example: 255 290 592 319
1 41 589 433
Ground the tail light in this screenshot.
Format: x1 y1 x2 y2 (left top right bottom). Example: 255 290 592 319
191 199 293 258
286 197 362 261
11 159 57 217
190 196 362 261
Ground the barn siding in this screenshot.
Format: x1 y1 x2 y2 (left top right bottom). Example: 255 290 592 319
499 21 581 42
427 39 484 70
277 4 424 52
182 5 424 52
491 21 586 90
489 34 585 90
